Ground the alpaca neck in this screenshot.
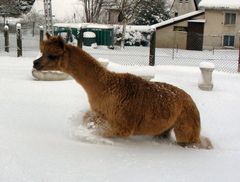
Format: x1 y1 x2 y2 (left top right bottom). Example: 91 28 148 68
62 45 109 97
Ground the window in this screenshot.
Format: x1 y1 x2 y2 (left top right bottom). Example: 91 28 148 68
179 0 183 3
223 35 235 47
224 13 236 25
185 0 189 3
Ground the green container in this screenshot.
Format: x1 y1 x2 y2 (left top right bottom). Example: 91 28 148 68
82 28 113 46
53 26 78 38
53 25 114 46
83 31 96 46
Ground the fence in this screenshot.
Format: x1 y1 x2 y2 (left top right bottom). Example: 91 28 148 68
0 24 239 73
0 22 41 57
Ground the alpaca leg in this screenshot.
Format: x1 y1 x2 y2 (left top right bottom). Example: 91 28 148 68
154 128 172 140
173 108 201 147
82 110 104 129
173 103 213 149
83 111 123 138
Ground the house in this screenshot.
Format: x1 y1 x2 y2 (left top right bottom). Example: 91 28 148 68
170 0 201 17
99 6 121 24
199 0 240 49
152 10 205 50
98 0 121 24
153 0 240 50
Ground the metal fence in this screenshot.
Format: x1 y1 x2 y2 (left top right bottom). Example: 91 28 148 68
0 25 239 73
84 44 239 73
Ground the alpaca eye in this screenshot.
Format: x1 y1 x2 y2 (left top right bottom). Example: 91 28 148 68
47 55 58 61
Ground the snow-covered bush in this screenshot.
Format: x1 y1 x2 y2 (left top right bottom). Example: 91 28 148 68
114 25 150 47
20 10 45 25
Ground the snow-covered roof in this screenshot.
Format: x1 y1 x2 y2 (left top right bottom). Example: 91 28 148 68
151 10 204 29
54 23 113 29
83 31 96 38
199 0 240 10
188 19 206 23
54 23 151 32
113 25 152 32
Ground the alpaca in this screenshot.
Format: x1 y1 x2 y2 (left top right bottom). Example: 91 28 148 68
33 33 213 149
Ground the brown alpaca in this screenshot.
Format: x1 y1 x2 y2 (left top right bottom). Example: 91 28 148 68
33 33 213 149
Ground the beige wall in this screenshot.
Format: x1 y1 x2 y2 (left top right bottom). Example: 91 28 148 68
171 0 196 17
156 9 240 50
99 9 120 24
203 9 240 49
156 14 204 49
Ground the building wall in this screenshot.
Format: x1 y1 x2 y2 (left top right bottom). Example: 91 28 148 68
98 9 120 24
203 9 240 49
171 0 196 17
156 14 204 49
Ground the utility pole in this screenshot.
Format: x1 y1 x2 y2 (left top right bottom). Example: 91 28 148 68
44 0 53 34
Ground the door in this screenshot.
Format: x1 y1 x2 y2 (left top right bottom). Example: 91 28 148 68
187 22 204 51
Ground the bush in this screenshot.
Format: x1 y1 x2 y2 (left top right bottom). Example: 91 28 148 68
114 26 150 47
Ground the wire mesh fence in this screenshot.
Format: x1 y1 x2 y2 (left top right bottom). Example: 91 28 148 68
84 45 239 73
0 25 239 73
0 25 40 57
84 46 150 66
154 48 239 73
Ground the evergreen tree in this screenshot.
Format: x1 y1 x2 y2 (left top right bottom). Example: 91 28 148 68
19 0 35 14
0 0 35 16
132 0 170 25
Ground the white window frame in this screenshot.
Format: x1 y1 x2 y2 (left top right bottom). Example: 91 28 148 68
224 12 236 25
223 35 235 47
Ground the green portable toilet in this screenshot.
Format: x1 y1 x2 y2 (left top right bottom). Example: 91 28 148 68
82 25 114 46
53 23 114 46
53 25 79 38
83 31 96 46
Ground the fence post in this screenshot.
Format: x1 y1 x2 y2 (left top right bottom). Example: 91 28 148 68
149 30 156 66
16 23 22 57
4 25 9 52
39 25 44 47
238 37 240 72
172 47 175 60
77 28 83 48
32 22 35 37
66 27 73 43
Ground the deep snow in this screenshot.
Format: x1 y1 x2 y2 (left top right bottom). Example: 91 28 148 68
1 52 240 182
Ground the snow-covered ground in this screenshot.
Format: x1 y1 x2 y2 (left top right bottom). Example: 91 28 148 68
1 50 240 181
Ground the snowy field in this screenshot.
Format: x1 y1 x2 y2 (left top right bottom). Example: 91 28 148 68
1 50 240 181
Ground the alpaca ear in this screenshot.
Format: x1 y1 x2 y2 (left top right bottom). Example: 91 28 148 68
46 32 51 39
57 35 65 49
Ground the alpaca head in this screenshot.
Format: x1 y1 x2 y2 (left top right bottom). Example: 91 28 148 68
33 33 66 71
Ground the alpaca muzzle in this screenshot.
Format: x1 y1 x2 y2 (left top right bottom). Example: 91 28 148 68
33 58 42 70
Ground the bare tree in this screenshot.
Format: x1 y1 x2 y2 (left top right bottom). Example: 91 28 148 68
83 0 104 23
81 0 142 48
115 0 143 48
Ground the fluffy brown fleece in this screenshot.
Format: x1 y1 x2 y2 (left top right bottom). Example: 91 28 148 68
33 33 213 149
